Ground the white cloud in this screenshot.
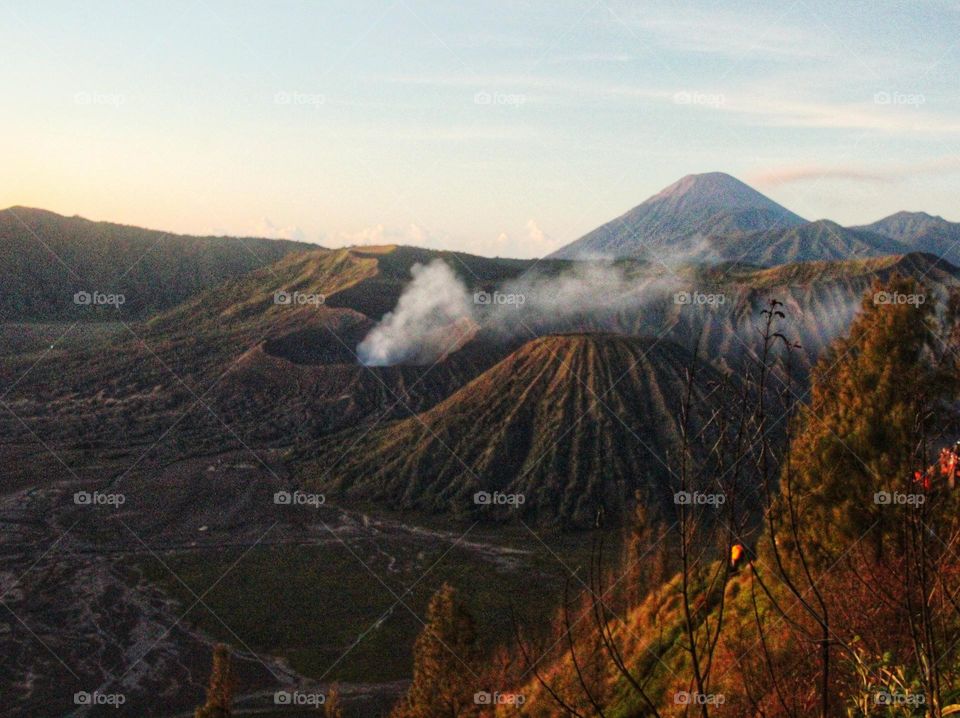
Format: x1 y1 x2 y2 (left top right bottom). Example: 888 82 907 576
335 222 440 249
607 4 834 60
721 96 960 134
525 219 553 247
337 223 386 246
487 220 559 258
206 218 308 241
405 223 429 244
748 157 960 188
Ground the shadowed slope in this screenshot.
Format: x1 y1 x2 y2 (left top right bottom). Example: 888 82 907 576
308 334 727 528
0 206 316 320
858 210 960 262
709 220 910 266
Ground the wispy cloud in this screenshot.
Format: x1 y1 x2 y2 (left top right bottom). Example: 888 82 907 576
206 218 309 242
249 217 306 241
606 3 835 60
748 166 893 187
336 223 437 248
492 219 560 257
723 96 960 134
545 52 635 63
384 73 960 136
748 156 960 188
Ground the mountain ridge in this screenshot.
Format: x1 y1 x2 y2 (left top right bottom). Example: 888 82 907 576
548 172 807 260
857 210 960 261
0 206 320 320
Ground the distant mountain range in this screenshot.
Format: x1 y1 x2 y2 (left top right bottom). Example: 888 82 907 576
0 206 316 320
2 182 958 323
3 181 959 527
858 210 960 261
5 239 959 523
709 219 910 266
548 172 959 266
548 172 806 260
4 178 959 714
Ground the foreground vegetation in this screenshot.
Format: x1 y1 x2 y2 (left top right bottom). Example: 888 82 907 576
382 277 960 716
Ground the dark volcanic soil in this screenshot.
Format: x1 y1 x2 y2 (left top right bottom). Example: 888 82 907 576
0 451 535 717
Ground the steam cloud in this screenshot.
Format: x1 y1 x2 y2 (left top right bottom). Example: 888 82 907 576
357 260 474 366
355 250 870 368
357 258 682 366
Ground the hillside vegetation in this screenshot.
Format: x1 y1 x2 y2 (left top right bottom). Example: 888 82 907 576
0 206 315 320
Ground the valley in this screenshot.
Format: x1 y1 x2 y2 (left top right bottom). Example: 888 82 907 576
3 173 960 715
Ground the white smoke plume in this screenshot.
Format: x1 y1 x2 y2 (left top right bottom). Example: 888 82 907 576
356 253 874 369
357 258 683 366
497 262 677 330
357 259 475 366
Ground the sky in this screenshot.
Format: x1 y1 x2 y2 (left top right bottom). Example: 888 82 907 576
1 0 959 258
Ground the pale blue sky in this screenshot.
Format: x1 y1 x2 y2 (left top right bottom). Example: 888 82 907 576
2 0 958 257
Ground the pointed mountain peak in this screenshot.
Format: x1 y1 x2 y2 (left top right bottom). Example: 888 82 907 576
548 172 805 260
652 172 756 201
648 173 776 210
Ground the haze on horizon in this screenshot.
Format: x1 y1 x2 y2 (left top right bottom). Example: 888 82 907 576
2 0 959 258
